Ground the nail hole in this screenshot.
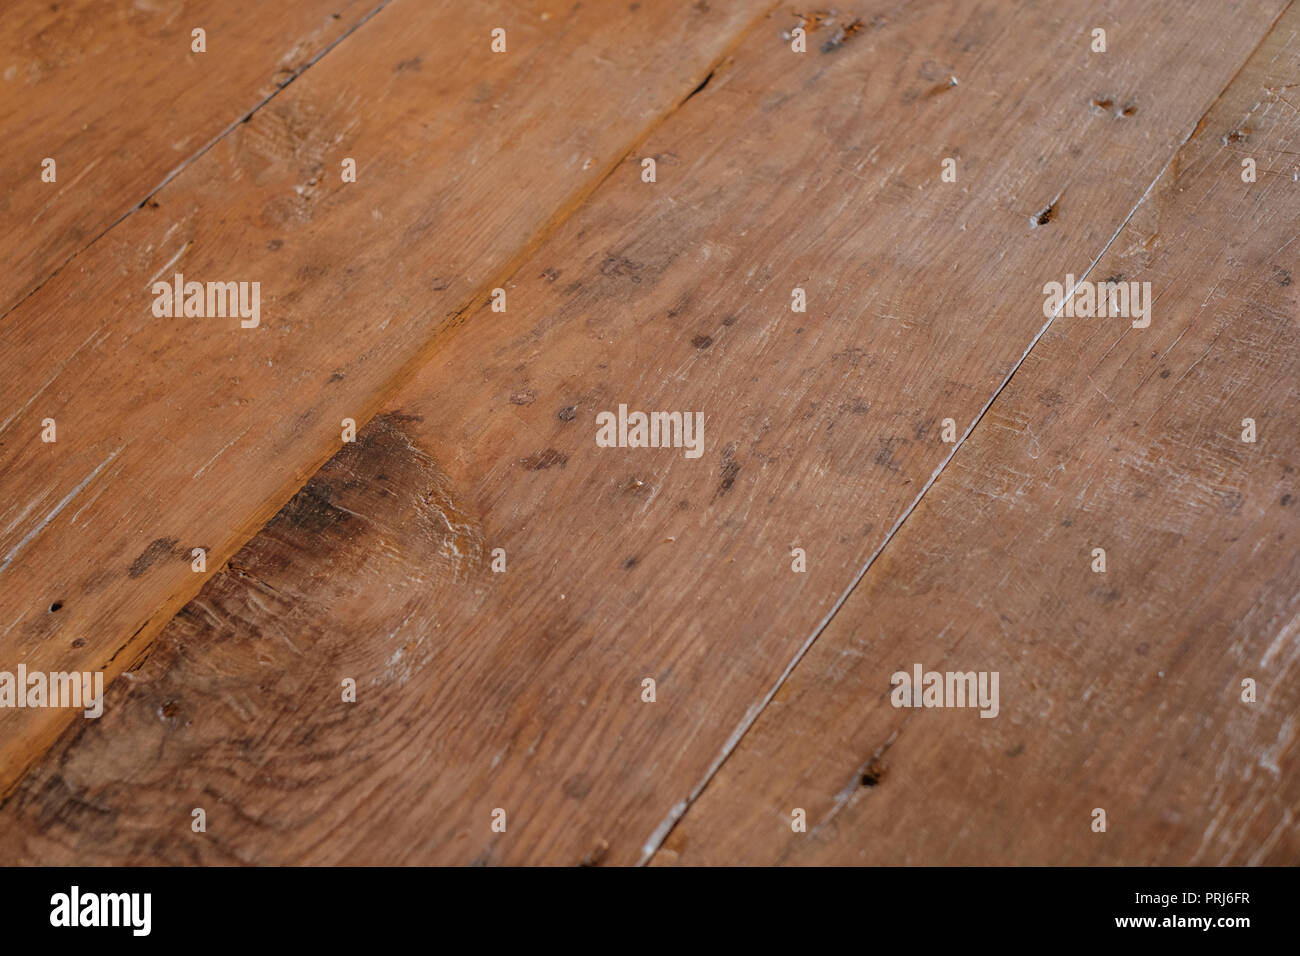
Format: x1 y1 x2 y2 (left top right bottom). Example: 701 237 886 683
48 601 63 612
860 757 887 787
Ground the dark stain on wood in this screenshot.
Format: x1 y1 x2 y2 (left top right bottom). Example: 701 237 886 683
127 538 180 579
521 449 568 471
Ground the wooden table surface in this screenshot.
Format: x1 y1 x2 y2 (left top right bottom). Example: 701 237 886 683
1 0 1295 865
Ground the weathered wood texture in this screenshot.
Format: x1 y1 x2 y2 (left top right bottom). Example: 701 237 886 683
0 0 773 795
1 1 1285 864
0 0 381 318
654 8 1300 866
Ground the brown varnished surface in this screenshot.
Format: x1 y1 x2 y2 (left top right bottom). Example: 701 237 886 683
654 6 1300 866
0 0 381 318
0 0 773 796
1 1 1291 864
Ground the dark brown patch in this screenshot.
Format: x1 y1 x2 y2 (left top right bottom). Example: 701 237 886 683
385 411 424 425
718 459 741 494
266 238 284 251
1033 200 1058 227
258 412 481 579
281 481 351 534
599 255 642 282
520 449 568 471
622 555 639 570
1222 127 1250 144
860 756 887 787
562 774 592 799
874 437 903 471
691 334 713 349
1091 96 1114 110
128 537 180 578
395 56 422 73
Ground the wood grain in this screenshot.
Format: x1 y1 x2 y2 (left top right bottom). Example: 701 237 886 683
0 0 774 796
653 6 1300 866
0 0 381 318
1 0 1284 864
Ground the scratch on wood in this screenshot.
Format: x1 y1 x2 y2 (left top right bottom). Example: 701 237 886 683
0 448 123 577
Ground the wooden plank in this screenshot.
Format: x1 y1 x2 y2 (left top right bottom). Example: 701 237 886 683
653 9 1300 866
2 1 1283 864
0 0 382 318
0 0 775 794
